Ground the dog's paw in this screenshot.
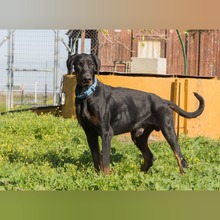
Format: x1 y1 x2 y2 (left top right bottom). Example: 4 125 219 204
181 158 188 168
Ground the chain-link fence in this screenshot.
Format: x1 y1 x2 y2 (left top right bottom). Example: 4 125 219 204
0 30 69 112
67 30 99 56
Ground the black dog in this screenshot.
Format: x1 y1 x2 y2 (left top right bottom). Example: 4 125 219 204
67 53 205 175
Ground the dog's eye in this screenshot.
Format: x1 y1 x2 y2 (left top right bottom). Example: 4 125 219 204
78 61 83 68
90 62 95 68
87 60 94 67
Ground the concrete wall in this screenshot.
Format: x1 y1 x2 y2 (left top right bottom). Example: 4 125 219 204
61 74 219 139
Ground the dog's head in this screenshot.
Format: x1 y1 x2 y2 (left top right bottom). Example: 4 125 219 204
66 53 101 87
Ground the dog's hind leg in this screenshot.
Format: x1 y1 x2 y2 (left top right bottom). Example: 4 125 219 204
161 125 188 175
131 126 155 173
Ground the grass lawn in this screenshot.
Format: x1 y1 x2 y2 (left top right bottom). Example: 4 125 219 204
0 112 219 190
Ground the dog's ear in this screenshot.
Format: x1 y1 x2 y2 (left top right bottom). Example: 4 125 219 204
92 54 101 75
66 54 77 74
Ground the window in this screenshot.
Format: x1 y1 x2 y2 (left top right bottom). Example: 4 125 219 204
138 40 161 58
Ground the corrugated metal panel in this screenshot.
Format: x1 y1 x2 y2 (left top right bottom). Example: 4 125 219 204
199 31 217 77
98 30 132 72
167 30 220 78
166 30 185 74
187 32 199 76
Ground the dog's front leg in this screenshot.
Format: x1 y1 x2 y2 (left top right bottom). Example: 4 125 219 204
101 129 113 175
86 133 101 173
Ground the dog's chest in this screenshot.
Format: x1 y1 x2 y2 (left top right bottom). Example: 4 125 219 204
76 99 100 128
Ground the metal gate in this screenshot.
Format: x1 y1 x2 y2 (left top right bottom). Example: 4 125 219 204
0 30 68 111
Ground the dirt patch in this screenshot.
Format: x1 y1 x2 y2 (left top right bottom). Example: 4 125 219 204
116 133 160 145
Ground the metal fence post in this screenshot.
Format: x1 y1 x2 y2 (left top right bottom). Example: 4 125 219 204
53 30 60 105
6 30 14 111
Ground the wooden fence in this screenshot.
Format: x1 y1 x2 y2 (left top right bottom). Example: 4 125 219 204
73 29 220 78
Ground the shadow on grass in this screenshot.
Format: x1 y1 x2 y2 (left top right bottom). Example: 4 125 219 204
6 147 124 171
45 147 124 169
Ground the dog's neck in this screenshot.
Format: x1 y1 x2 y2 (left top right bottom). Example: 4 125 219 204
75 77 97 100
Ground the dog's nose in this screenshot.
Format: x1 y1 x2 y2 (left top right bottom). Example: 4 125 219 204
83 76 92 83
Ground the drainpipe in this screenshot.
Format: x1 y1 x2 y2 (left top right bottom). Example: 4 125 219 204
176 30 187 75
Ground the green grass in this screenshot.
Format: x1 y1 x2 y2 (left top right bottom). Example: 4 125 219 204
0 112 219 190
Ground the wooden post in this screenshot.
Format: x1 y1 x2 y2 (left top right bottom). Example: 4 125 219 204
177 82 181 137
34 82 37 104
61 74 76 118
81 30 85 53
173 79 181 137
21 83 24 105
184 79 188 134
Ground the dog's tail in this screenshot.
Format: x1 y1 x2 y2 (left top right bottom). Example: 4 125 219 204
165 92 205 118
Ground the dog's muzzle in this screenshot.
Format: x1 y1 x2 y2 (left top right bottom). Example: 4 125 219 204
76 77 97 99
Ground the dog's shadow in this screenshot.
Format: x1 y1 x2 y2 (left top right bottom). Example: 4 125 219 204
77 147 124 167
45 147 124 168
110 147 124 164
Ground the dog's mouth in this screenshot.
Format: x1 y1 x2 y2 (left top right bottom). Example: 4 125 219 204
81 81 93 87
76 81 94 92
85 80 93 85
